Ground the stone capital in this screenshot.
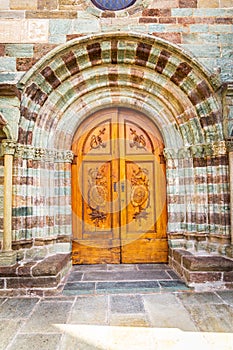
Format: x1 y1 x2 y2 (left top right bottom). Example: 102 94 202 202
1 139 16 156
226 141 233 153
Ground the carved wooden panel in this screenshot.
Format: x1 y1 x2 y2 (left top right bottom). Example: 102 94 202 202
72 107 168 264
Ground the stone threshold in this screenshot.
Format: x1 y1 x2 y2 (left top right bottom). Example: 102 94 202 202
62 263 191 295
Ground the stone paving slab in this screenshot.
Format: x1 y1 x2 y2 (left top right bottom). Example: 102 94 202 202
143 293 198 331
21 301 73 333
0 298 39 319
7 334 62 350
110 295 145 313
0 291 233 350
0 320 22 350
82 270 172 282
69 296 108 325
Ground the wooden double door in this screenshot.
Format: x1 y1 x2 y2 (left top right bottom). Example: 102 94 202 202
72 108 168 264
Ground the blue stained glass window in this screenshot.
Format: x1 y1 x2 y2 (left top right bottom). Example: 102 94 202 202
91 0 136 11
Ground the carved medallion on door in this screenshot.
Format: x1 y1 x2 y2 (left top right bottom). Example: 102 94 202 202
72 108 168 264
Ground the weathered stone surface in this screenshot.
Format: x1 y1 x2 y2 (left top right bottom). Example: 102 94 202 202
110 295 145 314
183 255 233 271
184 270 222 283
17 262 35 277
6 276 59 289
0 264 19 277
0 320 22 350
0 297 39 318
31 253 71 276
21 300 72 333
9 334 62 350
69 296 108 324
143 293 197 330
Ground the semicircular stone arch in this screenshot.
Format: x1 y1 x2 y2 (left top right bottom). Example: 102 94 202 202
14 32 229 254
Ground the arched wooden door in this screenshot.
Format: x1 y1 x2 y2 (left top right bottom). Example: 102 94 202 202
72 108 168 264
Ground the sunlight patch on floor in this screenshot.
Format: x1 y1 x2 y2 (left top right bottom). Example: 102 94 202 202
54 324 233 350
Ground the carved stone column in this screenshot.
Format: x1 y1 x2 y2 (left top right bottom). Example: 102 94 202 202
227 141 233 245
0 139 16 266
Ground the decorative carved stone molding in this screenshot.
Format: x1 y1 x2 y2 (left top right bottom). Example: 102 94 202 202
1 139 16 156
164 141 227 160
163 147 191 160
13 144 74 163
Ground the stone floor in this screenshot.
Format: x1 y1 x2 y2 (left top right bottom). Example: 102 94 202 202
0 264 233 350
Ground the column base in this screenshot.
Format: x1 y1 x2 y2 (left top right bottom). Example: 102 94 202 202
0 251 17 266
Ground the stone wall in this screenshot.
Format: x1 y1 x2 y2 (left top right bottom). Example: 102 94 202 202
0 0 232 261
0 0 232 84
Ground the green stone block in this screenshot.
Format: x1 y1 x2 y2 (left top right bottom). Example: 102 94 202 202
12 207 33 217
5 44 34 58
72 19 100 33
49 19 72 35
0 57 16 72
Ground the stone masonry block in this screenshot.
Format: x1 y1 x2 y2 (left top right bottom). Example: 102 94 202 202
179 0 197 7
5 44 34 57
223 271 233 282
6 276 59 288
182 255 233 271
10 0 37 10
0 0 9 10
32 253 71 276
0 264 19 277
198 0 219 7
184 270 222 283
0 279 4 288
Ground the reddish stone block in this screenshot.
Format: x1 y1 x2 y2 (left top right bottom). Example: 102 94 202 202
32 253 71 277
223 271 233 282
159 17 176 23
142 9 171 16
6 276 59 289
171 62 192 85
17 262 36 277
171 249 192 264
101 11 115 18
216 17 233 24
0 279 4 289
0 44 5 56
142 9 160 16
61 50 80 75
153 33 181 44
66 34 84 41
179 0 197 7
0 264 19 277
184 270 222 283
12 239 33 250
33 43 57 63
155 49 171 73
183 255 233 272
16 58 34 71
177 17 196 24
87 42 102 65
41 66 61 89
139 17 158 23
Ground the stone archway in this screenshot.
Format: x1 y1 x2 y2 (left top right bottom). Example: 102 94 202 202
15 32 229 261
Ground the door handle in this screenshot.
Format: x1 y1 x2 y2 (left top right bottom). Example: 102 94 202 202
113 182 125 192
